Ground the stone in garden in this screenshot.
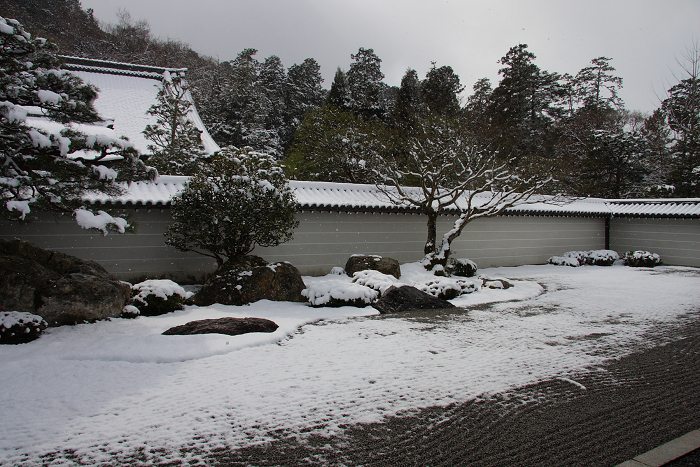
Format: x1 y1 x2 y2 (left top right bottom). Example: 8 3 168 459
372 285 456 314
481 277 513 289
162 317 279 336
0 239 131 326
194 255 306 306
345 255 401 279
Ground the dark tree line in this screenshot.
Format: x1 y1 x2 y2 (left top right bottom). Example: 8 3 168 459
4 0 699 198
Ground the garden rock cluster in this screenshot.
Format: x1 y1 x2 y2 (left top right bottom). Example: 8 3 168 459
195 255 306 306
0 239 131 326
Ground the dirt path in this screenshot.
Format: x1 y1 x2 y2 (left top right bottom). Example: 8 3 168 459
211 320 700 466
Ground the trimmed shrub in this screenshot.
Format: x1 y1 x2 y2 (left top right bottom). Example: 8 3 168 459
129 280 194 316
352 270 399 296
548 250 619 267
416 277 479 300
302 282 378 308
445 258 478 277
1 311 47 344
623 251 662 268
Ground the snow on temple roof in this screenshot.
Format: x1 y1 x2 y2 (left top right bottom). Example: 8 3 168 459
59 56 220 155
83 178 700 218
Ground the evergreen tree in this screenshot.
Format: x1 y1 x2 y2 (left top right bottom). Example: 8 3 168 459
422 63 464 118
346 47 387 119
489 44 564 163
662 43 700 196
283 58 326 150
285 105 393 184
573 57 624 113
391 68 425 133
327 67 350 110
0 16 150 227
143 73 208 175
165 148 298 267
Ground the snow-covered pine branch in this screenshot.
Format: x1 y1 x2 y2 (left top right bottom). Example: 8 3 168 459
0 16 152 232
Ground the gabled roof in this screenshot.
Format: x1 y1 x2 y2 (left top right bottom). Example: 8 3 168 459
83 178 700 218
59 56 220 155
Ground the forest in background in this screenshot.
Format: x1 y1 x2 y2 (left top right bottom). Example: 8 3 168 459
3 0 699 199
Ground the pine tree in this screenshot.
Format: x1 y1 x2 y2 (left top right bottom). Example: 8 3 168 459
0 16 150 227
662 43 700 196
165 148 298 266
346 47 387 119
143 73 208 175
422 63 464 118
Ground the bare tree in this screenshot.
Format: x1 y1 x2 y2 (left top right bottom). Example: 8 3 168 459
374 117 554 271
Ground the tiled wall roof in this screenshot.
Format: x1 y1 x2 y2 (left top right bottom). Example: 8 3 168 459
84 178 700 218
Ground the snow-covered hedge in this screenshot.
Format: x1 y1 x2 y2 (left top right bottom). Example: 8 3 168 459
302 282 378 308
351 270 399 295
623 251 662 268
416 277 479 300
1 311 47 344
548 250 620 267
128 280 194 317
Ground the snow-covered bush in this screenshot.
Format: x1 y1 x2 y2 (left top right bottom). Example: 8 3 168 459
548 250 619 267
129 280 194 316
416 277 479 300
445 258 478 277
120 305 141 319
623 251 662 268
0 17 151 227
302 282 378 308
351 270 399 296
0 311 47 344
165 148 298 267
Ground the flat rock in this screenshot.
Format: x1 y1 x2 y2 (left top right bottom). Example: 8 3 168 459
162 317 279 336
372 285 456 314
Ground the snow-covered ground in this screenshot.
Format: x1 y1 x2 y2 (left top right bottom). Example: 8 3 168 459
2 263 700 466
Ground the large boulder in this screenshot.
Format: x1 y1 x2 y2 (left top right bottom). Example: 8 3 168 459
162 317 279 336
0 239 131 326
194 255 306 306
345 255 401 279
372 285 456 314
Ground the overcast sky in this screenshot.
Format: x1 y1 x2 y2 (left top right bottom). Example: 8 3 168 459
80 0 699 113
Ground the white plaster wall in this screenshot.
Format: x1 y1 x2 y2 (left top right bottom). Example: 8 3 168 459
610 217 700 267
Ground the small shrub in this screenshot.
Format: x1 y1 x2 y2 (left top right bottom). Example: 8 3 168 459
302 282 378 307
120 305 141 319
623 251 662 268
352 270 399 296
416 277 479 300
1 311 47 344
130 280 194 316
445 258 478 277
548 250 619 267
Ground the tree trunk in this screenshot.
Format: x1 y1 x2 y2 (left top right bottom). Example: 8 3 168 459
424 210 438 256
